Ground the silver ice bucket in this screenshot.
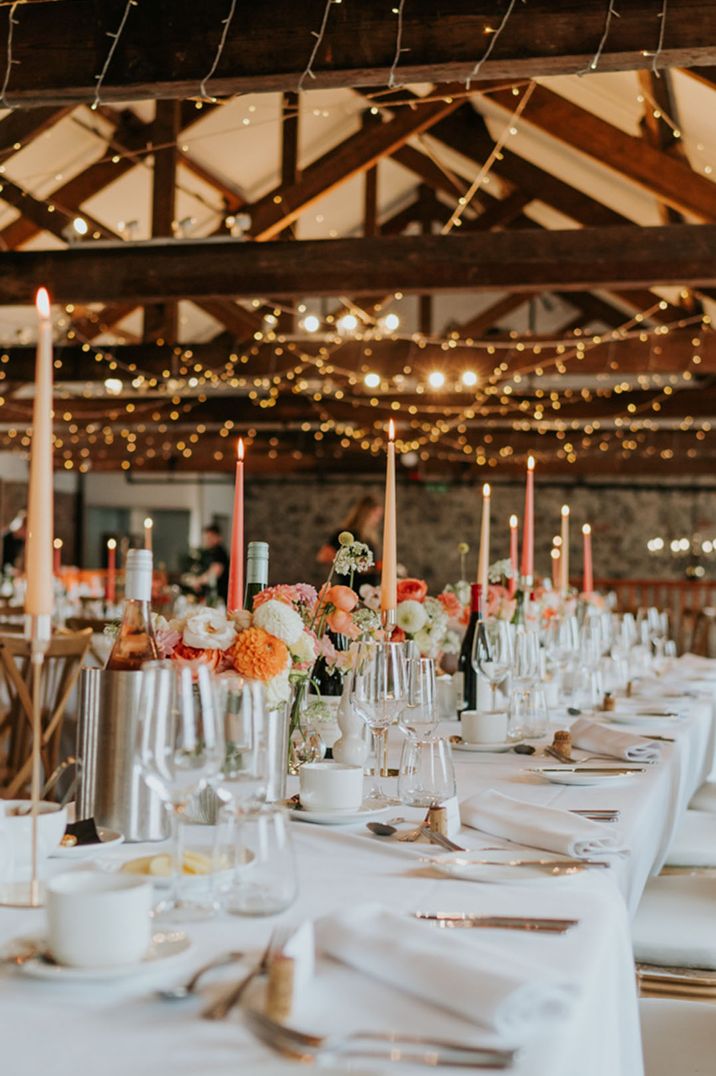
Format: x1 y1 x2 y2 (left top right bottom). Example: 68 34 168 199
76 667 167 842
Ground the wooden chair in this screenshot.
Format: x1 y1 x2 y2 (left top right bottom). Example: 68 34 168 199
0 628 92 799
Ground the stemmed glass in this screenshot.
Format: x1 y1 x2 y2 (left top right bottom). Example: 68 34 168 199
399 656 439 739
350 641 407 804
471 618 513 709
136 659 224 921
397 737 456 807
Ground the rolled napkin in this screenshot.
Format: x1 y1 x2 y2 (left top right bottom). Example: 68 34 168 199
461 788 625 859
570 717 662 763
315 902 576 1039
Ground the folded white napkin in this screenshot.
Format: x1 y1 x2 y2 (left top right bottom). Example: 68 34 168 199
316 902 576 1040
570 717 662 763
460 789 625 859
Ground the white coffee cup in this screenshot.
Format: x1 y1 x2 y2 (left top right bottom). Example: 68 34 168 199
299 761 364 813
461 709 508 745
47 871 152 968
2 800 67 881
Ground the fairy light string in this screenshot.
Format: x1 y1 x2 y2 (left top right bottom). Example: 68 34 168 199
199 0 239 102
0 1 19 109
91 0 140 111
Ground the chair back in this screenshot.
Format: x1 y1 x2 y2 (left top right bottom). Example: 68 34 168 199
0 628 92 798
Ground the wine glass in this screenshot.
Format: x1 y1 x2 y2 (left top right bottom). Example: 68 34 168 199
397 737 456 807
350 641 407 804
512 625 541 685
136 660 224 921
471 618 513 710
399 657 439 739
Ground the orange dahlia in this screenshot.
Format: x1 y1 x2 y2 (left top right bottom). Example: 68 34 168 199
231 627 288 682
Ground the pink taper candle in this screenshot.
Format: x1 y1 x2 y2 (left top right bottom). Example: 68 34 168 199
508 514 518 597
560 505 570 594
144 516 153 551
477 483 490 612
582 524 593 595
380 419 397 614
25 287 54 619
227 437 245 613
106 538 117 604
551 546 561 589
52 538 62 575
519 455 535 583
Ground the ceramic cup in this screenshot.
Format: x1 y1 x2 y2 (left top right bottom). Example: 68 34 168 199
2 800 67 880
46 871 152 968
299 761 364 813
461 709 508 744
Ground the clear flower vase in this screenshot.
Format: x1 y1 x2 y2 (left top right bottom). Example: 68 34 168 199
287 678 323 774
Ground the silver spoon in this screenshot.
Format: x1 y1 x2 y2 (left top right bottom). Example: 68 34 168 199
157 950 244 1001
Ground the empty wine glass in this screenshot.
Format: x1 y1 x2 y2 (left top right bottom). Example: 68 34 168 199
136 660 224 921
399 656 439 739
513 626 541 685
471 618 513 709
350 641 407 804
397 737 456 807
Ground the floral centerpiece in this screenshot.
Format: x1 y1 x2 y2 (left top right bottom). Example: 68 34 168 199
360 577 462 662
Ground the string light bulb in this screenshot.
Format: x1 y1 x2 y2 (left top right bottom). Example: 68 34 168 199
427 370 445 389
301 314 320 333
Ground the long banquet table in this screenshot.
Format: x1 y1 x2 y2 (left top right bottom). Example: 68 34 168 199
1 656 715 1076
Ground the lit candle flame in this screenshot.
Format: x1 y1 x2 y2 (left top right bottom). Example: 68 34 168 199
52 538 63 549
107 538 117 550
561 504 570 517
35 287 51 320
527 454 535 471
509 514 518 528
483 482 491 497
238 436 245 462
583 523 591 535
388 418 395 442
144 517 153 529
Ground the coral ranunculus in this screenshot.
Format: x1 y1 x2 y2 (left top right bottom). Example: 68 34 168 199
231 627 289 682
396 578 428 603
437 590 464 620
327 609 360 638
323 584 358 613
171 641 223 671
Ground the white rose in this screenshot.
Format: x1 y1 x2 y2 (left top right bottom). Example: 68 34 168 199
396 599 428 635
289 630 316 663
253 599 304 645
182 609 236 650
413 626 441 659
266 669 291 710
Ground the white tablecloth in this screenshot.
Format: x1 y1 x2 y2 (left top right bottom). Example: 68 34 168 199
1 657 714 1076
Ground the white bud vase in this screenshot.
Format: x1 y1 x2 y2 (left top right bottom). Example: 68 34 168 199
332 672 368 766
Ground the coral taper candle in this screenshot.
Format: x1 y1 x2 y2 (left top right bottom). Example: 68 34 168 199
519 455 535 583
227 437 245 613
106 538 117 604
551 546 561 589
52 538 62 575
144 516 153 551
508 514 518 597
560 505 570 594
25 287 54 619
380 419 397 613
477 483 491 612
582 523 593 596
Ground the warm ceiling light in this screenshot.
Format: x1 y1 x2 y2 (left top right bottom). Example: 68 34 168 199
364 371 381 388
461 370 478 387
103 377 123 395
382 312 400 332
72 216 88 236
337 313 358 332
427 370 445 389
302 314 320 333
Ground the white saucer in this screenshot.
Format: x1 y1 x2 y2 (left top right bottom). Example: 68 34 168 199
608 711 680 727
289 801 391 825
51 828 124 859
531 766 645 786
426 849 589 884
18 931 191 982
452 740 513 753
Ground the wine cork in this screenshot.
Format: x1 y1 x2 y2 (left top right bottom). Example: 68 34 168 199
428 806 448 836
602 693 616 712
626 680 633 698
265 954 295 1022
552 730 572 754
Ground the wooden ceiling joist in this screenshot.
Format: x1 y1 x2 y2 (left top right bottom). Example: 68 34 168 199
2 224 715 304
3 1 716 106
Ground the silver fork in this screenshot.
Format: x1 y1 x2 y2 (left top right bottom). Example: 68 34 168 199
202 933 275 1020
244 1008 516 1069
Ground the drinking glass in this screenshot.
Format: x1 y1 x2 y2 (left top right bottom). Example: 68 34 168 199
136 660 224 921
512 626 541 685
222 805 298 917
399 657 439 739
507 681 550 741
215 675 268 810
471 618 513 709
350 641 407 804
397 737 456 808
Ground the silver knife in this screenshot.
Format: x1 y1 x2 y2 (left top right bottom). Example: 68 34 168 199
413 912 579 933
442 856 611 870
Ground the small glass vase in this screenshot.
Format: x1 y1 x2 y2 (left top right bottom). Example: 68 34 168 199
287 678 324 774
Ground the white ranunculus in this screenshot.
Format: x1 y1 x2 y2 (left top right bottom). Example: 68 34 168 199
289 630 316 663
266 668 291 709
253 599 305 645
182 608 236 650
396 599 428 635
412 626 441 659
